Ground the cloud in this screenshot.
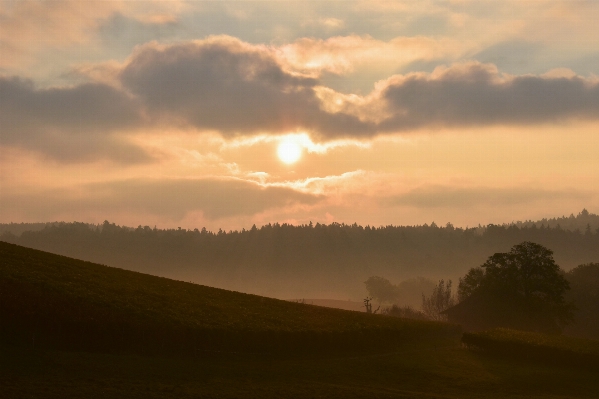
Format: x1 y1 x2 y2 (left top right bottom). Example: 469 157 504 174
378 62 599 131
266 170 368 195
388 185 592 208
0 76 146 162
4 36 599 163
0 0 187 81
120 40 599 137
301 17 344 31
119 36 374 137
279 35 464 77
0 0 117 68
0 178 321 222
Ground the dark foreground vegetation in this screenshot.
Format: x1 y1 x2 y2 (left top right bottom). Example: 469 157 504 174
2 242 599 397
462 328 599 369
4 339 599 399
0 241 457 355
450 242 572 334
1 210 598 300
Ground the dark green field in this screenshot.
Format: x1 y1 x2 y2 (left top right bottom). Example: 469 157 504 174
463 328 599 364
3 338 599 398
0 241 457 354
2 241 598 398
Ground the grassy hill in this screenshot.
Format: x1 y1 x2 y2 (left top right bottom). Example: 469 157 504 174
0 241 458 355
3 241 599 398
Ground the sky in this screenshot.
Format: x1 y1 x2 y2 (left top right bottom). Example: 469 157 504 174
1 0 598 231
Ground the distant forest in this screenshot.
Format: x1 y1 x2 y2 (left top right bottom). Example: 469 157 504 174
507 208 599 232
1 210 599 300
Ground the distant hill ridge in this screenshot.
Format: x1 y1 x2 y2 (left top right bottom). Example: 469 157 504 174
1 210 598 300
508 209 599 233
1 209 597 236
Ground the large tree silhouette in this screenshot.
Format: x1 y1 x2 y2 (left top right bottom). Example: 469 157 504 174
448 242 573 333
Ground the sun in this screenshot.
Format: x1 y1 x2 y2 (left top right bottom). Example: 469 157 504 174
277 138 302 164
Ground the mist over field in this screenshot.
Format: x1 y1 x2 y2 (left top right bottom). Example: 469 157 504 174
2 210 598 304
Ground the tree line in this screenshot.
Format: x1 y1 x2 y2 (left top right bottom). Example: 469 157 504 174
1 211 599 300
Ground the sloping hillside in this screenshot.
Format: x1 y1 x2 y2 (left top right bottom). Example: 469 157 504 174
4 242 599 398
0 241 458 354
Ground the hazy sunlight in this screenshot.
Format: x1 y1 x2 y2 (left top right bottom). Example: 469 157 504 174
277 138 302 164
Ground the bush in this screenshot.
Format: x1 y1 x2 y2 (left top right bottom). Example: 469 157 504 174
382 305 429 321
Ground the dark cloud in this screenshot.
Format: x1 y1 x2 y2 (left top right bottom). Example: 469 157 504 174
380 63 599 131
4 37 599 163
389 185 591 208
1 178 321 221
120 42 599 137
0 76 147 162
119 38 374 138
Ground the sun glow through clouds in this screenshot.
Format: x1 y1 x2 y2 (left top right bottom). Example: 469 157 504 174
277 137 303 164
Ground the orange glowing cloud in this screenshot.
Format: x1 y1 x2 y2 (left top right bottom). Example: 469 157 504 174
279 35 467 77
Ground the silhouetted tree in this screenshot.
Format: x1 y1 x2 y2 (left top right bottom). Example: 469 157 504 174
452 242 573 333
363 297 380 314
422 279 455 321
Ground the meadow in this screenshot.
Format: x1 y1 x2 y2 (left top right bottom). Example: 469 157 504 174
2 241 599 398
462 328 599 368
3 335 599 398
0 241 457 355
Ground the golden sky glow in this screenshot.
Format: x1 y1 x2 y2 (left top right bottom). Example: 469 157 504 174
1 1 599 230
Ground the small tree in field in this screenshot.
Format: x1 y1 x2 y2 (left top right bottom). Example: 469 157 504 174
422 279 455 321
363 297 380 314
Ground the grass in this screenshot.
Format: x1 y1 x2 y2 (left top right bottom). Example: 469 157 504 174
2 240 599 398
462 328 599 368
2 339 599 398
0 241 458 354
